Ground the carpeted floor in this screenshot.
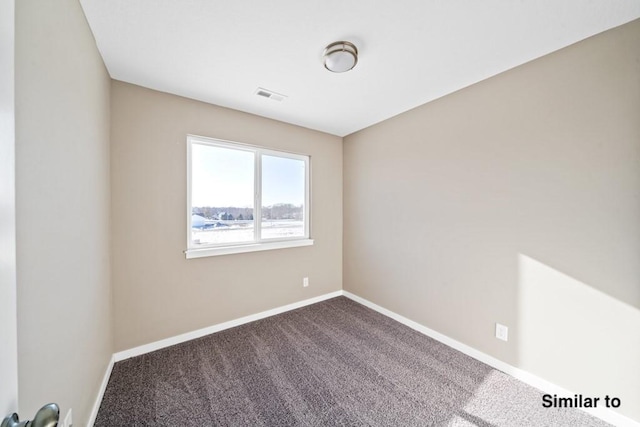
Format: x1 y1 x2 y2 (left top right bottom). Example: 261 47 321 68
95 296 610 426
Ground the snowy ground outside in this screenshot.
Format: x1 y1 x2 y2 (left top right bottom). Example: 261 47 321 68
192 220 304 245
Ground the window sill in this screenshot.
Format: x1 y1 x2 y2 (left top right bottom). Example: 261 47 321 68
185 239 314 259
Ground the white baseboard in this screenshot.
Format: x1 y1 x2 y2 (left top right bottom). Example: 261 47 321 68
88 354 115 427
114 290 343 362
342 290 639 427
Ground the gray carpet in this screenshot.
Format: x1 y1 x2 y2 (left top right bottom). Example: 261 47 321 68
95 297 610 426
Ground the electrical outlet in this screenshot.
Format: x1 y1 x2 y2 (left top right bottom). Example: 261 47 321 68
495 323 508 341
303 277 309 287
63 408 72 427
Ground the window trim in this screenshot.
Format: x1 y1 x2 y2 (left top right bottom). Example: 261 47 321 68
185 134 313 258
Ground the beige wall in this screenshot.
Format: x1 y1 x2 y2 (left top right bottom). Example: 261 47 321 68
0 0 18 416
344 19 640 421
15 1 113 425
111 82 342 351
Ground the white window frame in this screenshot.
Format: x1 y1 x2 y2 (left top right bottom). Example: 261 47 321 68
185 135 313 259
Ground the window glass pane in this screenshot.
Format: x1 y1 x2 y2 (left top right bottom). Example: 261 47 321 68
191 143 255 245
261 154 305 239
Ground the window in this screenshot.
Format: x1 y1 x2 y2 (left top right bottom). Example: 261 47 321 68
186 135 312 258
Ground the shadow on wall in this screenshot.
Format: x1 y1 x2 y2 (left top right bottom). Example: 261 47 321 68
517 254 640 421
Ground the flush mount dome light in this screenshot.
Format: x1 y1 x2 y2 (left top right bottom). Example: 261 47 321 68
323 41 358 73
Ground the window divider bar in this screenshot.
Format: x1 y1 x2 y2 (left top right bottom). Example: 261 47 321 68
254 151 262 243
305 156 310 239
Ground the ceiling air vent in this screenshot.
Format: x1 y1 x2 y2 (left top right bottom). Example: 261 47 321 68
255 87 287 102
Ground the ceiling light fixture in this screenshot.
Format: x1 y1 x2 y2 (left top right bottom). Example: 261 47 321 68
323 41 358 73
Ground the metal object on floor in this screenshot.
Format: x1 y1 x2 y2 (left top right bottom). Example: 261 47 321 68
1 403 59 427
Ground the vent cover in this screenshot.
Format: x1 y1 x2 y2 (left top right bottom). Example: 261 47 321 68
255 87 287 102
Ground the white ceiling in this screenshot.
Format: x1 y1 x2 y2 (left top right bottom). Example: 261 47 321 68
80 1 640 137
